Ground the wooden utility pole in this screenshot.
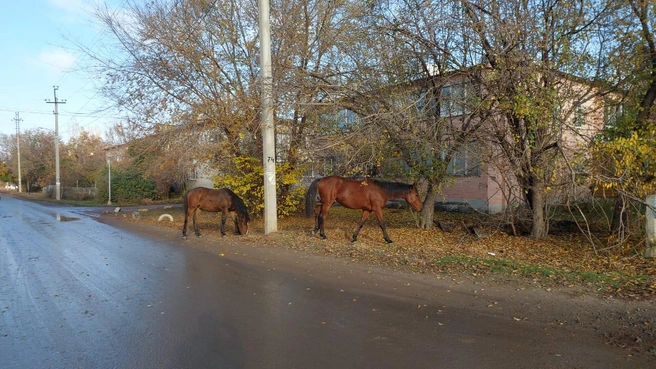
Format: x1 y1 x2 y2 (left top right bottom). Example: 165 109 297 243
259 0 277 234
46 86 66 200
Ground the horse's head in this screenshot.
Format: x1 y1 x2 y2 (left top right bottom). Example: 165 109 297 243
406 185 423 212
237 215 250 235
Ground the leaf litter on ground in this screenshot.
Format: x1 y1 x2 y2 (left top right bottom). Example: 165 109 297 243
116 205 656 301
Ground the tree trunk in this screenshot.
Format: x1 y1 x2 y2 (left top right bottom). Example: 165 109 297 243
527 175 548 239
419 181 439 229
610 195 628 242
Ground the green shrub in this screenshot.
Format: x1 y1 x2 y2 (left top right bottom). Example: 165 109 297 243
214 156 305 218
96 165 156 204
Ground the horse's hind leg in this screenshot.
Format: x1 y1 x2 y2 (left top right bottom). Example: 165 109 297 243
317 203 330 240
182 213 189 239
182 214 188 239
352 211 371 242
312 204 321 235
183 207 196 238
193 210 202 237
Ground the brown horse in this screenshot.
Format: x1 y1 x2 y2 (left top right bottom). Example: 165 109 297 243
182 187 250 238
305 176 423 243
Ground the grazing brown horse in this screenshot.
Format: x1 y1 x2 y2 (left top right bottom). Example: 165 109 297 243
182 187 250 238
305 176 423 243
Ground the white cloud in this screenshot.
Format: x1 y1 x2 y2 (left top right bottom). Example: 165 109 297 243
47 0 101 24
48 0 88 14
31 48 78 74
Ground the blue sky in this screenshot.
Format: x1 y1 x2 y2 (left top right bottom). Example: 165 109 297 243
0 0 120 142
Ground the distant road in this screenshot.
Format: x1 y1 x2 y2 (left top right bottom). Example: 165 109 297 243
0 194 652 368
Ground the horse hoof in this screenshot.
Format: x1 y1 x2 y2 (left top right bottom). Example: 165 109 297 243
182 235 187 240
385 240 394 244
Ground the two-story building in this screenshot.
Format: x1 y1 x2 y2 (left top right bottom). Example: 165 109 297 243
316 70 616 214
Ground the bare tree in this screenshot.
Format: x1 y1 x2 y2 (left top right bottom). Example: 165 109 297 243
364 0 491 228
588 0 656 250
75 0 383 203
458 0 613 238
63 131 107 187
16 129 58 192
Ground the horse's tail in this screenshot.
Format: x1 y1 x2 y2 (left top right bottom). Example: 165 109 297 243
304 178 320 218
181 189 190 237
182 190 189 215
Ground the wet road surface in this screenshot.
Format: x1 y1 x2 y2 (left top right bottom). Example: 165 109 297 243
0 194 653 368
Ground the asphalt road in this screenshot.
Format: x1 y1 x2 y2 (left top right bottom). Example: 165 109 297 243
0 193 653 369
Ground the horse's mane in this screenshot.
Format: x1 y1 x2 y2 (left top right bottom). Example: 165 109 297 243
371 179 413 197
226 189 251 222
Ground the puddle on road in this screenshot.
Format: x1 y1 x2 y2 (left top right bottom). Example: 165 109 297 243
55 213 80 222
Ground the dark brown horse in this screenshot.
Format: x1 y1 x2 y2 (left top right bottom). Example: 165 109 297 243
182 187 250 238
305 176 423 243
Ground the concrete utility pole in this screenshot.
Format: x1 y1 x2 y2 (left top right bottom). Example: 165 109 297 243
646 195 656 258
259 0 277 234
12 112 22 193
107 154 112 205
46 86 65 201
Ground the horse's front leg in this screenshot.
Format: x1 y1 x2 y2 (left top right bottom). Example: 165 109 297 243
352 210 371 242
220 210 228 236
233 213 240 235
373 208 393 243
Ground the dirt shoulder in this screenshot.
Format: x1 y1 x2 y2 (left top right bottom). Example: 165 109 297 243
95 209 656 361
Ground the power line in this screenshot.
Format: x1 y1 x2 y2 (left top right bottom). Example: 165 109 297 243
0 107 107 118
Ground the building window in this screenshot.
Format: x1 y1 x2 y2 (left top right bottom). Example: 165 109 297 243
442 142 481 177
604 104 624 129
439 83 472 117
188 163 200 180
573 105 585 128
340 109 358 124
415 88 438 116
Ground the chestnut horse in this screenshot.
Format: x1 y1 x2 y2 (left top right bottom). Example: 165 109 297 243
182 187 250 238
305 176 423 243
